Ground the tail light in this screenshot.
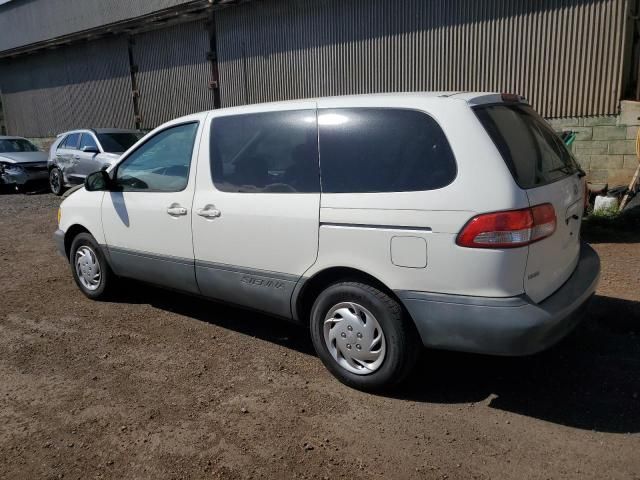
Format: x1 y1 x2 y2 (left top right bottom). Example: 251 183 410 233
456 204 557 249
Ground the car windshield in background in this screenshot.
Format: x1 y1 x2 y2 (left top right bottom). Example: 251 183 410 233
474 104 580 189
0 139 39 153
97 133 142 153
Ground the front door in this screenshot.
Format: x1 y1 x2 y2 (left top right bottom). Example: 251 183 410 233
101 119 203 294
192 104 320 318
56 132 81 184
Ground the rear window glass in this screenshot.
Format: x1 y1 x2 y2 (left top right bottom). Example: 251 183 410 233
97 132 142 153
318 108 456 193
474 104 580 189
210 110 319 193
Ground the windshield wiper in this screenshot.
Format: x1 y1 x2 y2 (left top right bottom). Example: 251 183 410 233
548 164 582 176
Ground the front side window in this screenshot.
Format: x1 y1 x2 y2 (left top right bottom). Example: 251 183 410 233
61 133 81 150
115 122 198 192
210 110 319 193
79 134 99 151
318 108 457 193
98 132 143 153
0 138 39 153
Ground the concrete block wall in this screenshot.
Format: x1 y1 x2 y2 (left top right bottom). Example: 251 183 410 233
547 100 640 187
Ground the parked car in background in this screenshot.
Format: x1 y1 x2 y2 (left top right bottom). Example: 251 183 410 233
0 136 48 193
53 92 600 391
48 128 143 195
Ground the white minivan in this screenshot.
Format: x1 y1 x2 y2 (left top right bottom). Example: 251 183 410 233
54 92 600 391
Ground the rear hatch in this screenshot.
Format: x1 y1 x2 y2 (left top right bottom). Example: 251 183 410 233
475 102 585 303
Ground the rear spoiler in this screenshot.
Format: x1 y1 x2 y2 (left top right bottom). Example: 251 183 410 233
463 93 529 107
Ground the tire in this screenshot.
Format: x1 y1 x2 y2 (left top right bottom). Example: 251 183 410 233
310 281 420 392
49 167 65 196
69 232 115 300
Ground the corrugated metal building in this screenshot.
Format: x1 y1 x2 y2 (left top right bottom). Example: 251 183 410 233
0 0 638 138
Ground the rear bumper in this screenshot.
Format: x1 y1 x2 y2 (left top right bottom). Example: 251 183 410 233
397 242 600 356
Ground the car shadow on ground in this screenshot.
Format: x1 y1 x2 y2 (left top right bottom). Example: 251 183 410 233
112 281 317 356
111 285 640 434
399 294 640 434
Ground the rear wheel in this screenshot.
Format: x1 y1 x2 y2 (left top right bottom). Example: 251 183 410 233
49 167 65 196
310 281 419 392
69 233 115 300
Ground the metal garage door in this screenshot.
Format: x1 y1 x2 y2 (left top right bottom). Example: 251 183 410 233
0 35 135 137
132 20 215 129
214 0 628 118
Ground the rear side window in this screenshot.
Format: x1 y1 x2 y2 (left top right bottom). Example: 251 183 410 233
60 133 80 150
318 108 456 193
98 132 142 153
474 104 580 189
210 110 319 193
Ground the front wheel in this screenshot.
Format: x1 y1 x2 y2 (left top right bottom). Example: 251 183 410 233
49 167 65 196
69 233 115 300
310 281 419 392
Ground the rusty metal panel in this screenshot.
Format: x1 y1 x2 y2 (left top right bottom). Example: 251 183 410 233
215 0 629 118
0 0 206 54
0 35 135 137
131 21 215 129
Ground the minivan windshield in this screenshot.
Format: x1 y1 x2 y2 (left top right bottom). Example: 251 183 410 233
97 132 143 153
0 138 39 153
474 104 581 189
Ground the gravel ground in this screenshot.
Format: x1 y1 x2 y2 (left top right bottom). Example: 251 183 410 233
1 191 639 480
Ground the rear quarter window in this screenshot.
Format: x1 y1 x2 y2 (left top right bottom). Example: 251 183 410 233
318 108 456 193
474 104 581 189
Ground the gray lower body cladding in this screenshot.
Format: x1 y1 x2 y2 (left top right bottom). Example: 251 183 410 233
107 247 200 295
55 229 600 356
396 243 600 356
196 261 299 319
106 245 299 319
53 229 66 258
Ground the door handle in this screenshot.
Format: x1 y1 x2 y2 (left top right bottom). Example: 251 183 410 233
196 204 221 219
73 154 80 159
167 205 188 216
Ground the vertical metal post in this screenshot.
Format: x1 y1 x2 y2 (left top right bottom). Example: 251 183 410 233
241 41 249 105
0 90 6 135
209 12 221 109
127 36 142 130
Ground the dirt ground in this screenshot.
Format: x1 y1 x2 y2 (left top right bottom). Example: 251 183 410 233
0 191 639 480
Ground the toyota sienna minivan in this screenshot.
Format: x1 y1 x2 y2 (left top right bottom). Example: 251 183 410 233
53 92 600 391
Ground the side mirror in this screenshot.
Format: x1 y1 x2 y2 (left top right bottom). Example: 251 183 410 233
85 170 111 192
81 145 99 154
